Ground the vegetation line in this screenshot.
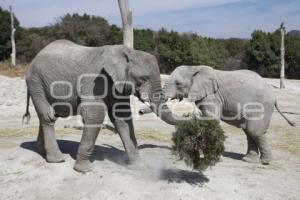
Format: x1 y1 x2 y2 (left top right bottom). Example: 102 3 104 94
0 8 299 79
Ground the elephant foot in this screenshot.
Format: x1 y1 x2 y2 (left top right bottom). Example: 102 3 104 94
125 152 140 164
127 159 146 170
260 154 273 165
74 160 93 173
125 153 146 170
46 150 65 163
242 152 259 163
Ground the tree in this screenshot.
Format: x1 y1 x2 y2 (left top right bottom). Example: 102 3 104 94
53 13 110 46
107 25 122 45
187 35 211 66
280 23 286 89
118 0 133 48
156 29 190 73
247 30 280 77
134 29 155 53
185 35 228 69
285 35 300 79
16 14 111 62
17 28 53 62
223 38 248 58
9 6 16 67
0 6 20 62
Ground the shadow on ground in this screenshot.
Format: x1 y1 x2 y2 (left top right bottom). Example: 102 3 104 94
20 140 210 185
20 140 127 165
138 143 171 150
222 151 244 160
20 141 173 165
160 168 209 185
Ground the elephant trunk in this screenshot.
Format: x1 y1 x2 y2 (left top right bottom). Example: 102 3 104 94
148 78 188 125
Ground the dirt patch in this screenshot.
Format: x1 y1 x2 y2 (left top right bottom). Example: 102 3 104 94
0 63 27 77
272 131 300 155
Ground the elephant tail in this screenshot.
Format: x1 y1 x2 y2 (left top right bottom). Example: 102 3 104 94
275 102 295 127
22 89 31 124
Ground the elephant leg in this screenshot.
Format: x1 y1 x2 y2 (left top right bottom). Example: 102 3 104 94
31 95 64 163
114 118 139 163
245 123 273 165
40 121 64 163
255 135 273 165
74 126 101 172
36 125 45 155
74 103 105 173
242 129 259 163
108 101 139 164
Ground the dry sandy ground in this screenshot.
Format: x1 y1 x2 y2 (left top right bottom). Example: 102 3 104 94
0 75 299 200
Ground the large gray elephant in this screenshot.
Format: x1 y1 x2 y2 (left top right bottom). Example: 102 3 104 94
23 40 185 172
164 65 295 165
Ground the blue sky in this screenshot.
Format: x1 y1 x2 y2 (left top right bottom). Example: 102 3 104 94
1 0 299 38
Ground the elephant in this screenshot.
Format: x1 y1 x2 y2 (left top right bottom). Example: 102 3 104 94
164 65 295 165
23 40 186 173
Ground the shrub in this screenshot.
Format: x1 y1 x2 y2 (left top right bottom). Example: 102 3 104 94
172 115 226 171
0 61 27 77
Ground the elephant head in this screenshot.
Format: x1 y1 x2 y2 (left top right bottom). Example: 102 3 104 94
102 46 187 125
164 65 219 102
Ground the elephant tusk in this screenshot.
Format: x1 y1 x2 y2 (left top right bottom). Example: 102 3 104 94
138 105 153 115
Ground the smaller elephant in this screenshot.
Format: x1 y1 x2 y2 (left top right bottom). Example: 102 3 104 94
164 65 295 164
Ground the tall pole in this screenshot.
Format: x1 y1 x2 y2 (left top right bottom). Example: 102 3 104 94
9 5 16 67
118 0 134 49
280 22 285 89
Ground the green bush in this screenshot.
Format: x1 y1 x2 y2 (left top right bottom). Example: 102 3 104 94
172 116 226 171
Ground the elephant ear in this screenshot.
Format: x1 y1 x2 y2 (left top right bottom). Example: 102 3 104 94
188 67 219 102
103 46 133 94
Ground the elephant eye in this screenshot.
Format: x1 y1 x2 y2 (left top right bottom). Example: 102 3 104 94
175 81 182 87
138 76 147 83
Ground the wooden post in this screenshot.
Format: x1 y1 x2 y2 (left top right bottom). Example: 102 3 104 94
118 0 134 48
280 22 285 89
10 5 16 67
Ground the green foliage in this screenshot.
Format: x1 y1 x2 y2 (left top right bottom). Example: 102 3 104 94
53 13 110 46
172 116 226 171
107 25 122 45
0 9 299 79
134 29 156 53
187 35 228 68
218 38 249 70
17 28 54 62
223 38 249 58
285 36 300 79
15 13 110 62
246 30 280 77
246 29 300 79
156 30 228 73
0 7 20 61
156 29 190 73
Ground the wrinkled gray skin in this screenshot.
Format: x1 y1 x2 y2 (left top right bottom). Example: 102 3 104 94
24 40 185 173
164 65 295 165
